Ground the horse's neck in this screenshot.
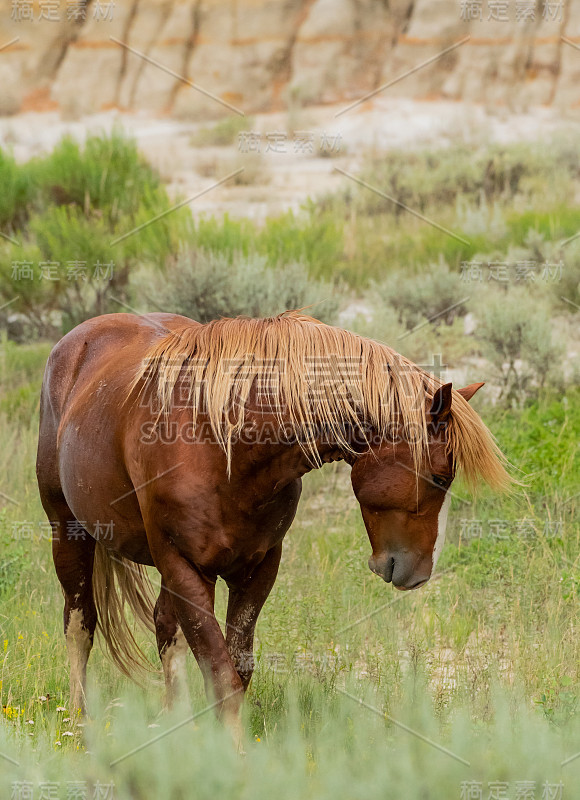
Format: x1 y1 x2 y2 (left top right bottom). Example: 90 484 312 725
235 405 374 491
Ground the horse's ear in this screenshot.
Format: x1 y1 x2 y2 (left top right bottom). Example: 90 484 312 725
457 382 485 402
429 383 453 425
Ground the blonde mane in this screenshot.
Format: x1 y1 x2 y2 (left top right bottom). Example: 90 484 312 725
132 311 511 490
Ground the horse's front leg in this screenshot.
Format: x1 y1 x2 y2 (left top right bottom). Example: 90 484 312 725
225 543 283 690
152 547 245 749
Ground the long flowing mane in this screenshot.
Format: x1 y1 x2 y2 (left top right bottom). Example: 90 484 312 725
133 311 510 490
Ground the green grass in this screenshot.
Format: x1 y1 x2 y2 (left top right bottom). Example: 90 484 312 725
189 208 344 281
0 149 34 233
0 344 577 796
184 194 580 286
506 206 580 246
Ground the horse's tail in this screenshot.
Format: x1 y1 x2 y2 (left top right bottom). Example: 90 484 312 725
92 542 158 681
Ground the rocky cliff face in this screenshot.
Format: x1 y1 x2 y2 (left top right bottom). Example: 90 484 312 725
1 0 579 119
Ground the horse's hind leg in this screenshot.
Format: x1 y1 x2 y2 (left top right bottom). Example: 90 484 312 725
50 509 97 716
154 586 190 709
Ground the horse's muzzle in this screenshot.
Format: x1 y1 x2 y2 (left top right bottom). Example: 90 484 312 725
368 553 430 591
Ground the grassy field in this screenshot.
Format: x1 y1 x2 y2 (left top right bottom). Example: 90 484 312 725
0 340 578 798
0 130 578 798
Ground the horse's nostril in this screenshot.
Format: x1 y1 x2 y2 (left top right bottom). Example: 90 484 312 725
368 554 396 583
379 556 395 583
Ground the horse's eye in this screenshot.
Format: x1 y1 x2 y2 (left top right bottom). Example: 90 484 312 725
431 474 449 488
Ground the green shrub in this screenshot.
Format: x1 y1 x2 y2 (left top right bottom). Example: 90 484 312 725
29 205 113 264
473 288 565 406
28 129 164 224
0 130 194 338
351 139 579 218
369 261 467 331
144 250 340 323
258 206 344 280
193 214 254 258
0 148 34 231
34 131 195 260
0 209 130 336
558 239 580 310
187 206 345 282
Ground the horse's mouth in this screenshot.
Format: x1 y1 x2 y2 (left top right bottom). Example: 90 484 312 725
394 577 428 591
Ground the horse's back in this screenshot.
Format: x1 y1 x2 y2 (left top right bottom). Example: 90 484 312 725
36 312 198 501
40 312 196 416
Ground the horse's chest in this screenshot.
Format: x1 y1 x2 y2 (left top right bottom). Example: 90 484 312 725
251 479 301 534
198 480 302 576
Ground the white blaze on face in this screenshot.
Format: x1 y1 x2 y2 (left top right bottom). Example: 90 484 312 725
431 493 451 575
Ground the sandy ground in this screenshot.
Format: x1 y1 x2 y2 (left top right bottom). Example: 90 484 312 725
1 98 579 223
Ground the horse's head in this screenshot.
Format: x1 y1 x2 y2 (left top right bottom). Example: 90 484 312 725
351 382 484 590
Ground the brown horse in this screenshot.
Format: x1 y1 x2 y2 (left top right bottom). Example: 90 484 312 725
36 311 510 747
